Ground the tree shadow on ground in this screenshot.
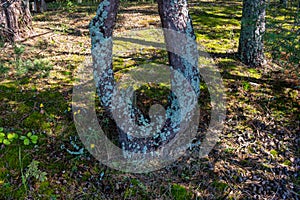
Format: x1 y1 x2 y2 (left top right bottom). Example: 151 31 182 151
219 59 298 88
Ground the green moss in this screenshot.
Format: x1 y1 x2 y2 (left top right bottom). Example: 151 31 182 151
247 68 261 79
1 146 22 169
124 188 137 199
0 145 33 199
171 184 192 200
0 0 298 198
212 180 228 192
270 149 278 157
282 160 292 166
23 112 46 130
224 148 234 153
11 187 27 199
38 181 55 195
82 171 91 181
122 178 148 199
242 81 251 91
41 122 52 132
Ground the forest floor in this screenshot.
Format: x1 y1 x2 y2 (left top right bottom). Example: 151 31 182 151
0 0 299 199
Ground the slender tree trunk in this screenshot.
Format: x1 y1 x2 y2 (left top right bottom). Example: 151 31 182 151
90 0 199 154
34 0 46 13
238 0 266 67
0 0 32 42
280 0 287 8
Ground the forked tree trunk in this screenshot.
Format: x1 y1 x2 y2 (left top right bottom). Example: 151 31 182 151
238 0 266 67
0 0 32 42
89 0 199 154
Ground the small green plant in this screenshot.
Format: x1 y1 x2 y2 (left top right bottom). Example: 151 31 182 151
25 160 47 182
65 0 76 12
19 158 48 193
1 127 41 195
0 128 39 146
20 132 39 145
13 44 25 57
282 159 292 166
15 58 53 77
11 43 53 77
0 128 19 145
270 149 278 157
13 44 25 69
242 81 251 91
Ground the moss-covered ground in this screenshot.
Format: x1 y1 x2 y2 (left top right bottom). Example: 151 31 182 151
0 0 299 199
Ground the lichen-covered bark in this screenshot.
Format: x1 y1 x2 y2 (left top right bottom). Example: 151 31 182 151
238 0 266 67
157 0 200 95
90 0 199 155
89 0 119 113
0 0 32 42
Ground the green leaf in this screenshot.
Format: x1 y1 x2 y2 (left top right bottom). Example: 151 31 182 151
3 139 11 145
13 133 19 139
39 172 47 182
27 132 32 137
0 138 3 143
24 138 30 145
7 133 15 140
0 127 3 132
30 135 38 141
0 133 5 138
20 136 27 140
21 175 26 185
31 139 38 144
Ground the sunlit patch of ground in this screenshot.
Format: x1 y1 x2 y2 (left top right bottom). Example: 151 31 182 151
0 0 299 199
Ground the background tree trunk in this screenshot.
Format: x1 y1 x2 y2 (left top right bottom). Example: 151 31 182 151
238 0 266 67
280 0 287 8
0 0 32 42
34 0 46 13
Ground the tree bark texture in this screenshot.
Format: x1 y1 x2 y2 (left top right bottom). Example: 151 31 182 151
157 0 200 95
280 0 287 8
0 0 32 42
90 0 199 154
34 0 46 13
238 0 266 67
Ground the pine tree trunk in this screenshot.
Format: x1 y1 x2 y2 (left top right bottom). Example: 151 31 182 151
34 0 47 13
238 0 266 67
280 0 287 8
90 0 199 155
157 0 200 95
0 0 32 42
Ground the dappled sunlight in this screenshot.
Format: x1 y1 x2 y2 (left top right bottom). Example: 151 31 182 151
0 0 299 199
